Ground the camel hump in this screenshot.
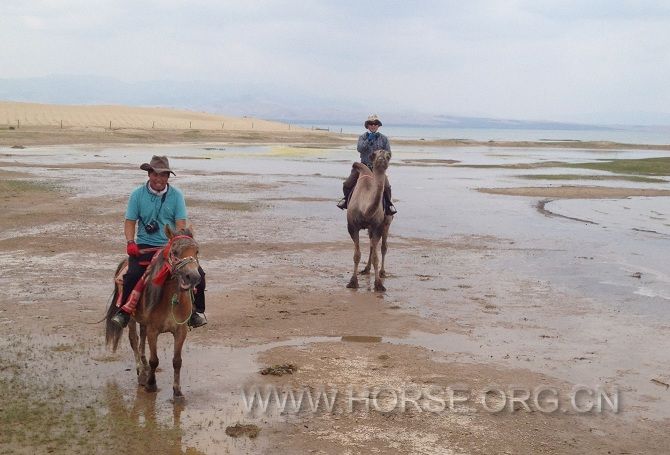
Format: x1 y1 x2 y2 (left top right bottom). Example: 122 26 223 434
352 162 372 176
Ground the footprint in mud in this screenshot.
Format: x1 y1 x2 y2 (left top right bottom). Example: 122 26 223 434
416 274 434 281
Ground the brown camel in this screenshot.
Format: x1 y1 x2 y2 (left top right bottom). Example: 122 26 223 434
346 150 393 291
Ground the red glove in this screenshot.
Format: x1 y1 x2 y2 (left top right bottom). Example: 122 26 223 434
126 240 140 256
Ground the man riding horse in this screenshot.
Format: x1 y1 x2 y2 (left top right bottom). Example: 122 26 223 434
110 155 207 329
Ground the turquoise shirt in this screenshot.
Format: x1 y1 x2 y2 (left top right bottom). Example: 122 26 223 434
125 183 187 246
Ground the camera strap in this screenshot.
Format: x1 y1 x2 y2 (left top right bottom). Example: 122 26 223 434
139 184 169 231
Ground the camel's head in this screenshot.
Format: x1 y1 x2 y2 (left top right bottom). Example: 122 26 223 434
371 150 391 171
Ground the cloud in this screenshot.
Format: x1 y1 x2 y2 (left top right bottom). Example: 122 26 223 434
0 1 669 123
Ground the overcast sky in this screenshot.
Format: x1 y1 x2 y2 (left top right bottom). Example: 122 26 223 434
2 1 670 123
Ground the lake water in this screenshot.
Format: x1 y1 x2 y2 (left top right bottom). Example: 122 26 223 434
298 123 670 145
11 143 670 311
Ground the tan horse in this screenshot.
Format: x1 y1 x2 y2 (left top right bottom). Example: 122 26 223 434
105 226 201 398
346 150 393 291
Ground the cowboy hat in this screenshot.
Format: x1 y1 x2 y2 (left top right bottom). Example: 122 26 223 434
364 114 382 127
140 155 176 176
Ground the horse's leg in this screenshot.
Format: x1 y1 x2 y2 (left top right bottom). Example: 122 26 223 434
138 324 149 386
172 326 187 399
127 320 143 384
347 226 360 289
360 230 373 275
380 219 391 278
371 231 385 292
145 328 160 393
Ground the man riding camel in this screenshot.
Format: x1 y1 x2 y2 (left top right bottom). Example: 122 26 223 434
110 155 207 329
337 114 397 215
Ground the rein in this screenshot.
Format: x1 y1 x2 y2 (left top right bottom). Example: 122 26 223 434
170 290 194 325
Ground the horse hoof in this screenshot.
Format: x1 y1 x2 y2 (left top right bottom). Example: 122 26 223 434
145 383 157 393
374 282 386 292
346 280 359 289
359 269 370 275
173 388 184 399
379 270 386 278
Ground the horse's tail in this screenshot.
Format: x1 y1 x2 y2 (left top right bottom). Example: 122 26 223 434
105 259 127 352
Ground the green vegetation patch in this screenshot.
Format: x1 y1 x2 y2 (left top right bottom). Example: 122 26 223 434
0 179 60 194
188 198 261 211
458 157 670 176
565 157 670 176
517 174 666 183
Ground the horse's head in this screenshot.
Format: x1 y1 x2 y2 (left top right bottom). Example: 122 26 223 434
371 150 391 172
164 225 201 291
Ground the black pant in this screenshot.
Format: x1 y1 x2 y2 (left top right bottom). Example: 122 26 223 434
122 246 206 313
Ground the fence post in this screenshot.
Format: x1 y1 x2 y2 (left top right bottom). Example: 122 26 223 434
109 121 112 129
17 120 20 129
152 121 155 129
60 120 63 129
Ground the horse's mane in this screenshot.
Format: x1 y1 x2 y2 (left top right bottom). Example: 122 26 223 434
143 228 195 312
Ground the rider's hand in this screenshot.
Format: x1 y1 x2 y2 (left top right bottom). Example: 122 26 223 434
126 240 140 256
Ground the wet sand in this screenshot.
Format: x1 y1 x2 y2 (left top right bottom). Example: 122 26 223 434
1 138 670 454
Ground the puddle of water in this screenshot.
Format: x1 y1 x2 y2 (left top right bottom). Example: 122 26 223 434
341 335 382 343
0 334 336 454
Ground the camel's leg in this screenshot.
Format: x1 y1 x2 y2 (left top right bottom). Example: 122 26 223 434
172 327 187 399
128 320 143 384
371 232 386 292
145 328 160 393
380 219 391 278
360 231 373 275
347 227 360 289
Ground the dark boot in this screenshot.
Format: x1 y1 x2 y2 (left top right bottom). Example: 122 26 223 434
188 312 207 328
383 188 397 215
111 310 131 328
337 187 351 210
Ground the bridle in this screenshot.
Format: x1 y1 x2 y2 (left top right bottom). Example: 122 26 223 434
164 235 199 281
163 234 200 326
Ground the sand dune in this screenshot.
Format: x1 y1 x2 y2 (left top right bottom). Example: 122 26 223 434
0 100 298 131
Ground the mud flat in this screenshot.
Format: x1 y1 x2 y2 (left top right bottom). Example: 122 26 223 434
1 140 670 454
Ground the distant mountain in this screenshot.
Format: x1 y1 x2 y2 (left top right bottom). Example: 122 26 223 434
426 114 615 131
1 75 667 131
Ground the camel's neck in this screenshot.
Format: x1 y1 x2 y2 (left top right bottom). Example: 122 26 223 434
361 170 385 217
